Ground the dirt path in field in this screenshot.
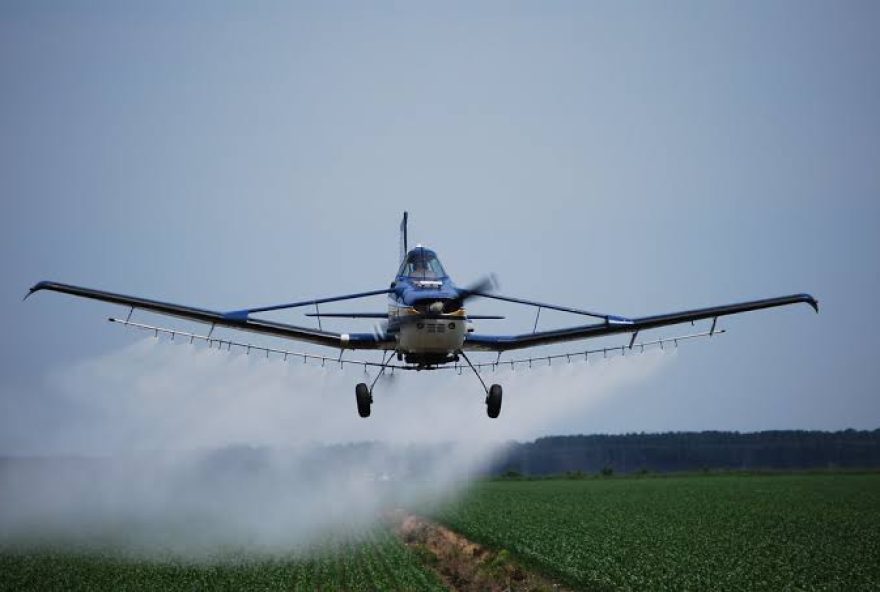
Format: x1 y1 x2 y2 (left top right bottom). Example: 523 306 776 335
387 510 572 592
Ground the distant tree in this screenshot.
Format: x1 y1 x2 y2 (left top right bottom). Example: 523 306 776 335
489 430 880 477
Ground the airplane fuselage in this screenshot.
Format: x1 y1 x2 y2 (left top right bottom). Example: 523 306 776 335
388 281 467 359
386 246 468 365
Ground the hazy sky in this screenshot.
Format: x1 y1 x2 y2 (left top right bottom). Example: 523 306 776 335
2 2 878 455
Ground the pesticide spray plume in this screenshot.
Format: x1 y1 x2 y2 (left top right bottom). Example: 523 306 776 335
0 337 672 560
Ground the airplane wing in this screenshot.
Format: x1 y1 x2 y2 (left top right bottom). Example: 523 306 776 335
464 293 818 352
26 281 395 350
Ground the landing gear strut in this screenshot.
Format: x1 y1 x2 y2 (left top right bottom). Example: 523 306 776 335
355 350 396 418
459 350 503 419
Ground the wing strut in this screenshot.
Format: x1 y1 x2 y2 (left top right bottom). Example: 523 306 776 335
470 291 633 325
628 331 639 349
223 288 393 321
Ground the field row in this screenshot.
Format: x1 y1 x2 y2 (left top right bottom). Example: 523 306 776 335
432 474 880 591
0 528 445 592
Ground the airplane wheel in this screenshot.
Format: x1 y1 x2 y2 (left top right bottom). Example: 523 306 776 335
356 383 372 418
486 384 502 418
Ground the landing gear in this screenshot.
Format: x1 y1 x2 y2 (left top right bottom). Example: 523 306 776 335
355 351 396 418
458 350 504 420
356 383 372 418
486 384 502 418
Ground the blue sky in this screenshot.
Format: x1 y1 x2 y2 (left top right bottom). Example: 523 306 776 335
2 2 878 454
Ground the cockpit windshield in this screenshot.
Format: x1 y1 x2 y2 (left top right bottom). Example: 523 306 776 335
398 247 446 280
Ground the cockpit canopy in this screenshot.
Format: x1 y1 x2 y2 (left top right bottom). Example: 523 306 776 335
398 246 447 280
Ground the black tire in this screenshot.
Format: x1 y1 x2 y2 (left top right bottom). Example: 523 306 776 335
486 384 502 418
356 383 372 418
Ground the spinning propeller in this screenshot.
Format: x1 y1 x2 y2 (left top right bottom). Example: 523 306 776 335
441 274 499 313
371 274 501 337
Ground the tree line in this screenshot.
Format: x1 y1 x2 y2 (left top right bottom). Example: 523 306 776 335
490 429 880 475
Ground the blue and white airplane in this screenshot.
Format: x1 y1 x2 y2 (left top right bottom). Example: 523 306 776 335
27 212 818 419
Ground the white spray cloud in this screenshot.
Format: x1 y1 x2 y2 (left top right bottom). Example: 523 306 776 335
0 337 672 558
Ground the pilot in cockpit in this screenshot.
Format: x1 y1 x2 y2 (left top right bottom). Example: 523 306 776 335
411 257 429 277
401 247 446 280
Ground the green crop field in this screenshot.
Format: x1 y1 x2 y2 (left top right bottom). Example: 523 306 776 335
0 527 445 592
4 474 879 591
433 473 880 591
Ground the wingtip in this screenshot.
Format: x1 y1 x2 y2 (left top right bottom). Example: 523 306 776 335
23 281 50 301
801 293 819 313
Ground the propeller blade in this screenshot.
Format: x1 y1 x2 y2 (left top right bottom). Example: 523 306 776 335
467 273 499 295
448 274 499 310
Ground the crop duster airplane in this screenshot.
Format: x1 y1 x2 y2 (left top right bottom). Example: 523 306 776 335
27 212 817 419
